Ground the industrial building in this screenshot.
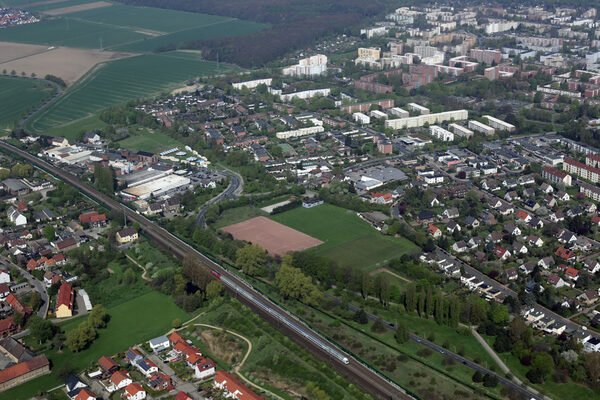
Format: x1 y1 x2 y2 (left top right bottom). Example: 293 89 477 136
385 109 468 129
468 120 495 135
120 175 192 200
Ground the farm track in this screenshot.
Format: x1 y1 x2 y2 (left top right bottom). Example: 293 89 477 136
0 140 412 400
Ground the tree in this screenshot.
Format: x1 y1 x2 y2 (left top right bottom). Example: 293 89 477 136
531 353 554 379
483 374 498 387
42 225 55 241
12 312 24 327
584 352 600 383
491 304 509 325
206 280 224 300
93 164 115 195
88 305 108 329
354 308 368 325
508 318 527 343
395 322 409 344
472 370 484 382
405 284 416 313
29 291 42 311
371 318 386 334
27 316 55 344
275 257 321 306
236 244 267 276
172 318 182 328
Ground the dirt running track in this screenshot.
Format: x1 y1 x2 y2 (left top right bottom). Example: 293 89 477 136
221 216 323 256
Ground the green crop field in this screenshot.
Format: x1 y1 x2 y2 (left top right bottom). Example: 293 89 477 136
0 2 266 52
0 76 56 131
26 51 237 133
117 129 183 154
271 204 418 271
2 291 189 400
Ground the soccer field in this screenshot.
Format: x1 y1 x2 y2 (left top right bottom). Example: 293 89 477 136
0 76 55 130
26 51 236 133
271 204 418 271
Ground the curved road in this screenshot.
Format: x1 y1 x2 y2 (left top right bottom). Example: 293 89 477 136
196 165 243 226
0 141 410 400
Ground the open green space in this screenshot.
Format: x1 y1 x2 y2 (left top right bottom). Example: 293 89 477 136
0 2 266 52
372 270 412 290
26 51 237 133
26 0 106 12
271 204 418 271
117 128 183 154
213 205 268 229
43 114 107 141
0 76 55 130
3 291 189 400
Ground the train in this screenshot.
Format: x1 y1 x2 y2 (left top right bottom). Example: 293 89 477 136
213 271 350 365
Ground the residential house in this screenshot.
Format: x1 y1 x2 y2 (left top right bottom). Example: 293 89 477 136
124 382 146 400
465 216 480 228
523 199 539 212
452 241 468 253
494 246 511 260
519 262 536 275
74 389 98 400
498 202 515 215
148 336 170 353
148 372 172 391
213 371 264 400
55 282 74 318
513 242 528 255
443 208 459 219
503 223 521 236
516 210 532 223
504 267 518 281
116 228 138 245
98 356 119 376
66 374 87 399
565 267 580 281
584 337 600 353
527 234 544 247
549 211 564 222
555 246 576 261
7 207 26 226
193 358 216 380
417 210 435 224
487 231 503 243
584 259 600 274
109 370 132 391
547 274 566 288
579 289 599 306
428 225 442 238
504 190 520 202
556 191 570 202
446 220 461 233
540 182 554 194
482 179 500 191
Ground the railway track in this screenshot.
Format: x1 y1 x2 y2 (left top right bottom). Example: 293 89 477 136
0 140 412 400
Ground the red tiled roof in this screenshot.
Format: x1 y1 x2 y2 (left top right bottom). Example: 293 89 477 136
26 259 37 271
0 317 16 333
125 382 145 397
214 371 264 400
174 392 193 400
79 211 100 224
169 332 183 344
0 355 49 384
555 247 575 260
565 267 579 278
6 293 29 315
98 356 118 372
56 282 74 310
75 388 97 400
110 370 130 386
516 210 529 220
543 166 567 179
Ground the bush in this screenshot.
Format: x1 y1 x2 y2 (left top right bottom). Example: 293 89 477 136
371 319 386 334
483 373 498 387
472 371 484 383
526 368 545 384
172 318 182 328
417 348 433 358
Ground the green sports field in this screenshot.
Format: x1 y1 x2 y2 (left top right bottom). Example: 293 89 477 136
0 76 56 130
26 51 236 133
0 2 267 52
271 204 419 271
117 129 183 153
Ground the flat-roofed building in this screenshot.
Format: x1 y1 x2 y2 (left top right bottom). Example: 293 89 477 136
468 120 495 135
386 110 468 129
449 123 474 139
484 115 515 132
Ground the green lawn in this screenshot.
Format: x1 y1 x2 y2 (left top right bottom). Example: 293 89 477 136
117 129 183 154
26 52 237 133
0 3 266 52
214 206 268 229
43 114 107 141
271 204 418 271
371 270 411 290
0 76 55 131
3 291 189 400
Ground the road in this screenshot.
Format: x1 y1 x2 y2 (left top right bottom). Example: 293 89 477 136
1 259 49 319
324 293 544 400
0 141 410 400
196 165 243 226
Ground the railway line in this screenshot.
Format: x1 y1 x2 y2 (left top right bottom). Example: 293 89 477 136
0 140 412 400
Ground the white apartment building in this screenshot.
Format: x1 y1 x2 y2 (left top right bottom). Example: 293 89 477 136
429 125 454 141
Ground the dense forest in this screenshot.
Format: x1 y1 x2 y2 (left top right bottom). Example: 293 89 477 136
116 0 394 67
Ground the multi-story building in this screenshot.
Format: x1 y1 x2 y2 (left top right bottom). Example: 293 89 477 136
276 126 325 139
579 180 600 201
402 64 438 90
563 158 600 183
385 109 468 129
231 78 272 90
341 99 394 113
429 125 454 141
408 103 430 115
449 123 474 139
282 54 328 77
357 47 381 60
470 48 502 65
484 115 515 132
543 166 572 186
468 120 495 135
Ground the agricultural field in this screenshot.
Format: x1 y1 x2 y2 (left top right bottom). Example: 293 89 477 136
271 204 418 271
0 76 56 131
3 290 190 400
0 2 267 52
26 51 236 133
117 128 183 154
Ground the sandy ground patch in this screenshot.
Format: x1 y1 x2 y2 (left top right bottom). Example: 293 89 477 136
17 0 68 8
44 1 112 15
221 216 323 257
171 83 204 95
0 46 134 85
0 42 50 64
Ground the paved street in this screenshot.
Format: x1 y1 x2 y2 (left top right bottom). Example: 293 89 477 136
1 259 49 318
142 348 203 399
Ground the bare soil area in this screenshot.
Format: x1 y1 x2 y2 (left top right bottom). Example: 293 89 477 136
198 328 244 364
44 1 112 15
0 42 49 64
0 45 134 85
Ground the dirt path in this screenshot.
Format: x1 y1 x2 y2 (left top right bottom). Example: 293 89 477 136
369 267 412 282
125 254 151 282
176 322 285 400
